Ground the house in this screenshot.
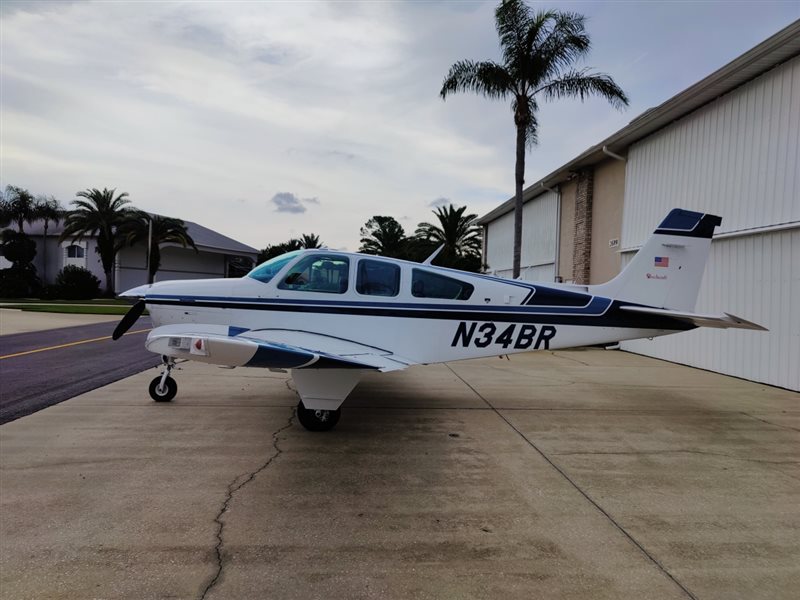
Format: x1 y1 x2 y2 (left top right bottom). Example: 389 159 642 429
2 217 259 293
476 20 800 390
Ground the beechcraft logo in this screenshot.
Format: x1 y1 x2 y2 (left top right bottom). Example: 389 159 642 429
654 256 669 268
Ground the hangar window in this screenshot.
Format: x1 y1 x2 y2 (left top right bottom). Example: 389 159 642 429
66 245 85 258
279 254 349 294
411 269 473 300
356 259 400 297
248 250 302 284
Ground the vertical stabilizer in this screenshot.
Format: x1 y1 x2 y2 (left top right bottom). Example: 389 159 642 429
589 209 722 311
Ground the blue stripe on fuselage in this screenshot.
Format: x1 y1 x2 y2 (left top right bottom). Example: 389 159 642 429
146 294 609 315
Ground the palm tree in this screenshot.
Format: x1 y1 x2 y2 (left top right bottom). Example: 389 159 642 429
60 188 134 296
300 233 323 249
414 204 482 271
2 185 39 233
121 212 198 284
440 1 628 278
359 216 408 258
36 195 65 284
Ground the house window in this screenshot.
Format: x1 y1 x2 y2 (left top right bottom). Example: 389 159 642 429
411 269 474 300
66 245 85 258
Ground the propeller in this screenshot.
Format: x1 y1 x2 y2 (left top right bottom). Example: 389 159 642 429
113 300 146 340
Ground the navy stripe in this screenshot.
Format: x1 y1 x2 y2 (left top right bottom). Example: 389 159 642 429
146 297 693 331
147 294 609 315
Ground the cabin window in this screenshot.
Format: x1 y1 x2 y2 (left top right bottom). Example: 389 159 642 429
279 255 349 294
247 250 302 284
411 269 474 300
356 259 400 297
66 245 85 258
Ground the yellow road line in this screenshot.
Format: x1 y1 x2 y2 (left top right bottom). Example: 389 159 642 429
0 329 152 360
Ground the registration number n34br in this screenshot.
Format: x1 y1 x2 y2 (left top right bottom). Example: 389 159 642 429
451 322 557 350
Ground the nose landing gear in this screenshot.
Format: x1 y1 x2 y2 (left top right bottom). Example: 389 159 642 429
149 356 178 402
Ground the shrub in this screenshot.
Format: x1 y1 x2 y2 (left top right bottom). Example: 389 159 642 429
0 229 40 297
55 265 101 300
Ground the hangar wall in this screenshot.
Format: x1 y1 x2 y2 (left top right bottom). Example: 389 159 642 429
485 190 559 281
621 56 800 391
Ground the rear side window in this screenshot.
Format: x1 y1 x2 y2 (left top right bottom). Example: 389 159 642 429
356 259 400 297
411 269 473 300
278 255 349 294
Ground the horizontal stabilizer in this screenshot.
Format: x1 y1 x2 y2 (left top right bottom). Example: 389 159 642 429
619 306 767 331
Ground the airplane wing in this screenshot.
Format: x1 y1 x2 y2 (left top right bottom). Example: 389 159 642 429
619 306 767 331
144 324 414 372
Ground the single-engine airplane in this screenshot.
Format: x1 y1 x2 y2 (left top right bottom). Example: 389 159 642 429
114 209 765 431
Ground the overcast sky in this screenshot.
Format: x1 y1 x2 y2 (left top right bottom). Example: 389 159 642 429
2 1 798 252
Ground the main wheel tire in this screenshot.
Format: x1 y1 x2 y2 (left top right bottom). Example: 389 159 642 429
297 400 340 432
149 376 177 402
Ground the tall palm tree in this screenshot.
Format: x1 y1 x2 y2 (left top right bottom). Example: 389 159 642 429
359 216 408 258
300 233 323 249
121 212 198 284
440 1 628 278
2 185 39 233
36 195 65 284
60 188 134 296
414 204 482 271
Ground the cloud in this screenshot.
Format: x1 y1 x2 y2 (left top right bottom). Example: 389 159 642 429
271 192 319 213
428 197 451 208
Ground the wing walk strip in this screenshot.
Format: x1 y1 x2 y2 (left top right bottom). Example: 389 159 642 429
0 329 152 360
444 363 699 600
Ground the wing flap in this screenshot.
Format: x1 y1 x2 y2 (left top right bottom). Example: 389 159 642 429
619 306 767 331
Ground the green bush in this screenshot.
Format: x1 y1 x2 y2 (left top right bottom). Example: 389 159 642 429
54 265 101 300
0 229 40 297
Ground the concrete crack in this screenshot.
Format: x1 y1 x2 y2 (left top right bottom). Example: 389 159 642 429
741 412 800 433
199 410 295 600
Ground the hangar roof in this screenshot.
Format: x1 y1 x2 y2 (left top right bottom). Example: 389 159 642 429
476 19 800 225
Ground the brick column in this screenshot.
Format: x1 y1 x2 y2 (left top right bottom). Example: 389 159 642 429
572 169 594 284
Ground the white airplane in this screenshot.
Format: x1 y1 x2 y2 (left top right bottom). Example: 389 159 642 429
115 209 765 431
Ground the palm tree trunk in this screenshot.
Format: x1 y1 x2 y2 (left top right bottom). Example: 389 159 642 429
104 269 114 297
43 221 48 285
512 123 525 278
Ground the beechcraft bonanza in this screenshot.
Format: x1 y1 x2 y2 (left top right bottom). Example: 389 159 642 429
114 209 765 431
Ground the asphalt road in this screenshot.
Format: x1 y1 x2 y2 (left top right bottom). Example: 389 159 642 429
0 317 159 424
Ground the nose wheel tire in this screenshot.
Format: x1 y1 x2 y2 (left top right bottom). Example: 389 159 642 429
149 376 177 402
297 400 340 431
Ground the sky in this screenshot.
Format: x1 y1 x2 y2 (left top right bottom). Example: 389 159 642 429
2 1 798 252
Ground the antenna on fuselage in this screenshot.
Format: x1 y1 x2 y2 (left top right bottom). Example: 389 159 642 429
422 244 444 265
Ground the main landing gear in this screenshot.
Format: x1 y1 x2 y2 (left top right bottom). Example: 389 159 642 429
296 400 340 432
149 356 178 402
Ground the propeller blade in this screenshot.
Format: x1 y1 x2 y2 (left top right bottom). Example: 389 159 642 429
113 300 145 340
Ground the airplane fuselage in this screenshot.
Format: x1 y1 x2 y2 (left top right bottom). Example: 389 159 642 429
137 250 688 366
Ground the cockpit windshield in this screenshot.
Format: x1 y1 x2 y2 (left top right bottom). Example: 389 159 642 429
247 250 302 284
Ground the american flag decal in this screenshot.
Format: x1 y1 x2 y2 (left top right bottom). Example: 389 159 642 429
654 256 669 268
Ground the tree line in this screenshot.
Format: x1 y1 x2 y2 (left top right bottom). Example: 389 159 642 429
0 185 196 298
258 204 483 273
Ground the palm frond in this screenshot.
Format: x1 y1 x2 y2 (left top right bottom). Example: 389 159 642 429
440 60 513 100
535 68 629 109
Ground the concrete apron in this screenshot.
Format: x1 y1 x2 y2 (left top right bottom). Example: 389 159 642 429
0 349 798 600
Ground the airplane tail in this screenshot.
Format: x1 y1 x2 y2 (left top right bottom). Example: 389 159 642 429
589 209 721 312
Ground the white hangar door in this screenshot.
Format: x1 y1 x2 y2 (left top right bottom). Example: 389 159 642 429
619 56 800 391
485 190 558 282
